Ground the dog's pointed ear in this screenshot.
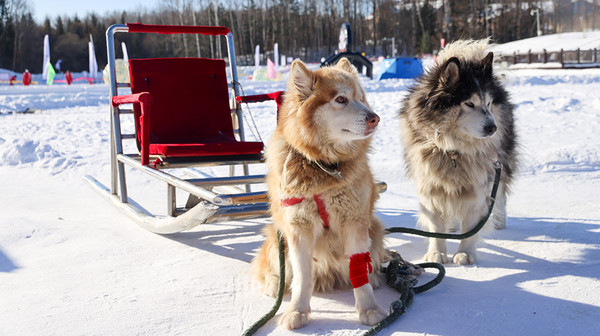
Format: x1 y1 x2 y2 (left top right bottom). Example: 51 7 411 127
440 57 460 88
336 58 356 75
481 51 494 77
290 59 313 98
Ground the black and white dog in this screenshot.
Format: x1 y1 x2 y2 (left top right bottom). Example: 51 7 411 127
399 39 518 265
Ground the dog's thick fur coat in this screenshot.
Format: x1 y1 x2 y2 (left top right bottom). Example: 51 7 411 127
252 59 388 329
399 39 517 265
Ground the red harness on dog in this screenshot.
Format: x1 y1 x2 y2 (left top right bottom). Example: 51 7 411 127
281 194 373 289
280 194 330 229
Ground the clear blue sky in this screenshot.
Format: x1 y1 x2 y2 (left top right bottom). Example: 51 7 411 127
30 0 160 24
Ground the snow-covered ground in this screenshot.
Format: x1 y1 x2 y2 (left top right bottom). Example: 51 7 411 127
1 63 599 336
491 31 600 54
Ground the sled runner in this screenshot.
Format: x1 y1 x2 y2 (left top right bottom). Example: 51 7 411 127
84 23 283 234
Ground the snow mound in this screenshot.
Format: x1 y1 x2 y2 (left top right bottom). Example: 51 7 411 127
0 138 78 172
541 145 600 173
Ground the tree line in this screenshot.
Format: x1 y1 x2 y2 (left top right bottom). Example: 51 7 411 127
1 0 599 73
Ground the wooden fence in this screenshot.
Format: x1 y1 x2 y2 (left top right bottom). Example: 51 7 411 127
508 48 600 68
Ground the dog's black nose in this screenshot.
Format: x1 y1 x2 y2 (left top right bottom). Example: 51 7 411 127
484 123 497 136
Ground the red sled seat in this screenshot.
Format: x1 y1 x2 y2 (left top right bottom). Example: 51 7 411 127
126 57 264 165
85 23 285 234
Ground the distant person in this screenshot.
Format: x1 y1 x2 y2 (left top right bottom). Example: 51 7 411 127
55 59 62 73
65 70 73 85
22 69 32 86
9 75 16 85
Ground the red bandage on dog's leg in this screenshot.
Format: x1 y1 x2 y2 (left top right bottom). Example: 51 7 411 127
349 252 373 289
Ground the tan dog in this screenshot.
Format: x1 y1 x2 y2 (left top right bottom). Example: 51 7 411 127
251 58 388 329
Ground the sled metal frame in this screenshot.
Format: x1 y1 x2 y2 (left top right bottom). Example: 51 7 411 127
84 23 273 234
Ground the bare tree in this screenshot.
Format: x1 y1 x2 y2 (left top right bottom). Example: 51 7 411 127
7 0 30 70
191 0 201 57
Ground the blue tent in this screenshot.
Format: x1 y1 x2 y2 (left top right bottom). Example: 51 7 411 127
377 57 424 80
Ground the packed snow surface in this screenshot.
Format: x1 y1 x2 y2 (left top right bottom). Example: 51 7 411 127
1 66 599 336
491 31 600 54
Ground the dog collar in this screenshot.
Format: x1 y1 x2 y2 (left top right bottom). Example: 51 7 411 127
314 160 344 180
288 146 344 180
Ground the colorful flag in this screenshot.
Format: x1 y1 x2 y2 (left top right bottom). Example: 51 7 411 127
267 59 277 79
42 35 50 80
89 34 98 83
254 45 260 70
46 62 56 85
121 42 129 63
274 43 279 69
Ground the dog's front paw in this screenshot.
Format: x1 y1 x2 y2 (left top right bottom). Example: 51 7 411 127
358 305 387 326
279 309 309 330
424 251 449 264
453 252 475 265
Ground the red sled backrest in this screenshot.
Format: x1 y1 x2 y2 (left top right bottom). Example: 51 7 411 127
129 58 235 146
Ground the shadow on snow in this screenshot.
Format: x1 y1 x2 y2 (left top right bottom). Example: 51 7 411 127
163 208 600 335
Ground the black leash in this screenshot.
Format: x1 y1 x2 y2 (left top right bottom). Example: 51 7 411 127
243 163 502 335
387 162 502 240
363 260 446 336
365 162 502 335
241 231 285 336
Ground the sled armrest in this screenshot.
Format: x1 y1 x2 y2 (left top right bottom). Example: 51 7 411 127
112 92 152 166
112 92 152 106
236 91 285 108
